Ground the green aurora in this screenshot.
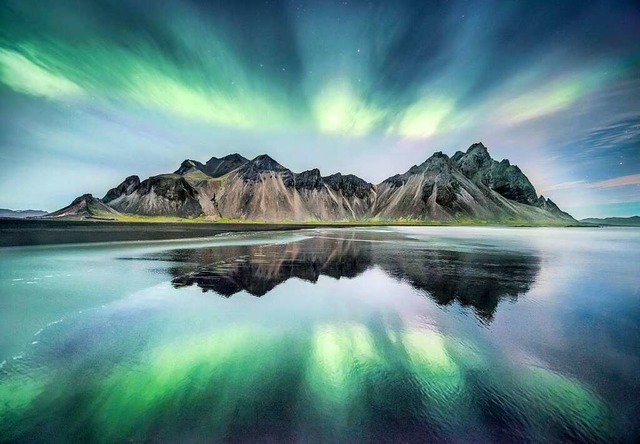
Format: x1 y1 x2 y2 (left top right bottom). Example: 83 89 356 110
0 0 638 217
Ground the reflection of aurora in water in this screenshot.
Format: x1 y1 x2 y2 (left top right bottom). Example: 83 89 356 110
0 317 613 443
1 227 638 442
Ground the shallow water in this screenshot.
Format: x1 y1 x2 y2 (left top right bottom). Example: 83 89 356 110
0 227 638 443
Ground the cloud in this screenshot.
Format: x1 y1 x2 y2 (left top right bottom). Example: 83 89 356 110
541 180 587 192
541 174 640 194
587 174 640 189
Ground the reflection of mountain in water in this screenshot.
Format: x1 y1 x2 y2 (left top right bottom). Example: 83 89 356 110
161 233 540 321
379 248 538 321
167 236 371 297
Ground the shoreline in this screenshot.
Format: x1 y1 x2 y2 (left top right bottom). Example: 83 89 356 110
0 219 339 248
1 218 594 248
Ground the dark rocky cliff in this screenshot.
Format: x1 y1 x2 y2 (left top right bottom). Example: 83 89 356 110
103 175 140 203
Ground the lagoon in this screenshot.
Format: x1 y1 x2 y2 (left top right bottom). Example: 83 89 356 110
0 227 638 442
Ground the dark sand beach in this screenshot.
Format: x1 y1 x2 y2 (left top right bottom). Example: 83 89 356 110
0 219 352 247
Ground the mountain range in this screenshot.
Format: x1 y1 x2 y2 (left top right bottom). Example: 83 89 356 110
580 216 640 226
48 142 575 224
0 209 48 219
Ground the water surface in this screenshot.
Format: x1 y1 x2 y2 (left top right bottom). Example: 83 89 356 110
1 227 638 442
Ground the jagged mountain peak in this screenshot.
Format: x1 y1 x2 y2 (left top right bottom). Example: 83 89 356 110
451 145 541 206
234 154 292 185
382 151 452 187
203 153 248 167
294 169 323 190
222 153 247 162
243 154 288 172
420 151 452 172
301 168 321 176
71 193 95 204
174 154 249 178
430 150 450 159
102 175 141 203
203 154 248 178
252 154 282 166
535 195 571 218
175 159 206 175
467 142 489 153
324 173 373 199
417 150 449 166
205 153 245 161
453 143 497 180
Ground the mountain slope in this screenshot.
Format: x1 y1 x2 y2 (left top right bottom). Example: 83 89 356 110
373 144 575 223
105 174 205 218
103 175 140 204
50 142 575 223
172 154 250 216
46 194 120 219
208 155 376 221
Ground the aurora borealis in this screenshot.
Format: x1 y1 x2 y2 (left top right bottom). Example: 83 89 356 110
0 0 638 217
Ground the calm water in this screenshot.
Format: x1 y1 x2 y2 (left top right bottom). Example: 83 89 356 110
0 227 638 443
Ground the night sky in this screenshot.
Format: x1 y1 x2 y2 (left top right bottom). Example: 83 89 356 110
0 0 638 218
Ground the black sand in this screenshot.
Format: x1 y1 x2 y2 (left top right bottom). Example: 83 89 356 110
0 219 355 247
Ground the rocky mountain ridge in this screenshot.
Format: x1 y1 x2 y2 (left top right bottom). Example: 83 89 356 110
48 142 575 223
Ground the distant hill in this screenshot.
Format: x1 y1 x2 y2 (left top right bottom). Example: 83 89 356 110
0 208 48 219
580 216 640 226
46 194 119 220
49 142 576 224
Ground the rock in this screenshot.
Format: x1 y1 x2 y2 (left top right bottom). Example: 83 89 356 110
203 154 248 178
323 173 373 199
107 175 203 218
102 175 140 203
294 169 323 191
237 154 293 184
452 144 538 205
